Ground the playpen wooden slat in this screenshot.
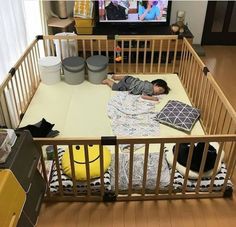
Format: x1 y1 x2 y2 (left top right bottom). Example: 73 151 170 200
201 80 211 126
105 40 109 59
164 40 170 73
186 53 194 94
33 47 40 85
29 50 37 88
26 57 35 97
219 107 228 134
27 53 36 92
121 40 124 73
182 142 195 194
115 144 119 196
53 145 64 196
199 75 208 119
226 128 235 165
135 41 140 73
84 145 91 197
183 38 205 68
65 39 70 57
183 51 191 88
15 70 26 110
155 143 165 195
128 40 132 73
206 89 216 133
43 38 48 56
180 48 188 86
208 142 224 193
20 64 30 104
141 143 149 196
13 74 24 114
82 40 86 60
36 41 41 59
193 66 202 108
213 102 223 135
36 144 52 198
68 145 77 196
90 40 93 56
208 95 221 134
98 40 101 55
18 65 30 103
22 60 32 98
150 40 155 73
172 39 178 73
34 44 41 85
99 144 105 197
57 39 62 62
0 92 12 128
113 40 116 73
195 142 210 194
23 59 33 97
5 82 20 124
178 41 186 78
221 142 236 193
142 40 148 73
50 39 55 56
229 142 236 178
128 144 134 197
9 78 21 118
209 73 236 124
168 143 180 194
157 40 163 73
189 60 197 101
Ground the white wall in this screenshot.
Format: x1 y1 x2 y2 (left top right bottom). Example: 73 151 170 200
170 1 208 44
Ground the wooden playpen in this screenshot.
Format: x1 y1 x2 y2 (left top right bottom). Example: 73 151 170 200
0 35 235 202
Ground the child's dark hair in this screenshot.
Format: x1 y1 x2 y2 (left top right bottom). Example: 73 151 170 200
151 79 170 94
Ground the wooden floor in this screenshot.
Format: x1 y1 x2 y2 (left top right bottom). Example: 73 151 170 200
37 46 236 227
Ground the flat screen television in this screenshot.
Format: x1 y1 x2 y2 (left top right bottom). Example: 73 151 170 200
94 0 172 35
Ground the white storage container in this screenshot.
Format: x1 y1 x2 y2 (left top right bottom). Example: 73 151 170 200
54 32 78 59
38 56 61 85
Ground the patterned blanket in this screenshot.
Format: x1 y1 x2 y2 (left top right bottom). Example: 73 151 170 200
107 92 160 151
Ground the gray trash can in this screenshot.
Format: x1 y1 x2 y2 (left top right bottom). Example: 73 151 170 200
86 55 109 84
62 56 85 85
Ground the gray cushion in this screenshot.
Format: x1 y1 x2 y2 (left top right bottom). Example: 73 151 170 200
156 100 200 132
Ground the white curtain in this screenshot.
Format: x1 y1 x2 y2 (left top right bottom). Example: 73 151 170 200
0 0 27 83
0 0 43 84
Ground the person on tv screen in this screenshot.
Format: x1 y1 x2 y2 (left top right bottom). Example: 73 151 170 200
138 0 161 21
105 0 127 20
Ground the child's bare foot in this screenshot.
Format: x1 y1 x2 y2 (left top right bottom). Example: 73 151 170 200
102 79 109 84
102 78 114 88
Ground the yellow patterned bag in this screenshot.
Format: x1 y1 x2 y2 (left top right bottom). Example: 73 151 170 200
73 1 94 18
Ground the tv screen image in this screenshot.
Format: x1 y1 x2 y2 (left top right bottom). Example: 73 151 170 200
99 0 170 23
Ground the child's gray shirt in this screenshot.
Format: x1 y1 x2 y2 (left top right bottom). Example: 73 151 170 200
112 76 154 96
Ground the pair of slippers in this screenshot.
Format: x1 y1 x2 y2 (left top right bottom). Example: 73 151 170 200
18 118 59 138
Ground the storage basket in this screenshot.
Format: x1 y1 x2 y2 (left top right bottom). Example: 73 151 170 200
86 55 109 84
75 26 93 35
62 56 85 85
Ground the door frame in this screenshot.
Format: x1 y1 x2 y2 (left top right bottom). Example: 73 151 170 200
202 1 236 45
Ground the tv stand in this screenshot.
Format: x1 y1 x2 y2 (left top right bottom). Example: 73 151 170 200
93 25 193 51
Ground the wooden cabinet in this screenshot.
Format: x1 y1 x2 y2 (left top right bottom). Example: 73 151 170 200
0 131 46 227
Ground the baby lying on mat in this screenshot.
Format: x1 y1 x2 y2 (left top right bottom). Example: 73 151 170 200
102 75 170 101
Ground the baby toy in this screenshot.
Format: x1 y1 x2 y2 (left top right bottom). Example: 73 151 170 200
115 45 122 62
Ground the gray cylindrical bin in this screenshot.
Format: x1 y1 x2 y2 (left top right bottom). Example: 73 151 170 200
62 56 85 85
86 55 109 84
